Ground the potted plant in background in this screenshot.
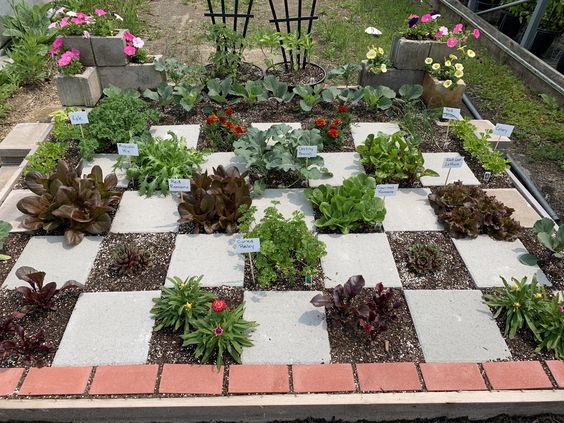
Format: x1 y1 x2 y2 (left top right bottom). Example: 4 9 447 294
530 0 564 56
50 38 101 106
497 0 524 40
422 53 469 108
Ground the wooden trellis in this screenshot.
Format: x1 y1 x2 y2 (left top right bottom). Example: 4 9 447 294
204 0 255 38
268 0 318 70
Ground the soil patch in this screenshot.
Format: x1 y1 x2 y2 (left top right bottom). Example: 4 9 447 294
387 231 475 290
518 228 564 290
0 233 30 285
266 63 325 86
85 233 176 292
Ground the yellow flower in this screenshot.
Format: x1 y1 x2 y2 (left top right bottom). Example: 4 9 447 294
424 57 433 65
366 49 377 59
512 282 520 291
185 302 193 309
534 293 542 299
455 63 464 71
454 70 464 78
445 60 452 67
178 282 185 289
443 80 453 88
378 47 384 55
466 49 476 58
513 302 521 308
432 63 441 70
449 54 458 60
380 63 387 73
457 79 465 85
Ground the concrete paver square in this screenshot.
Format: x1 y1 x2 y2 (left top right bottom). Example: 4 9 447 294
111 191 179 233
484 188 541 228
319 233 401 288
149 125 200 149
252 189 315 230
405 290 511 362
52 291 158 366
166 234 244 287
82 154 129 188
241 291 331 364
309 153 364 188
350 122 401 147
200 152 248 174
452 235 551 287
0 189 30 232
0 123 52 160
3 236 101 289
383 188 443 231
421 153 480 186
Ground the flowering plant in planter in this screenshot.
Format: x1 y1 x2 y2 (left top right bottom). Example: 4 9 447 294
314 116 346 147
49 38 83 76
49 7 120 37
365 46 392 74
202 107 246 151
123 31 149 63
425 55 466 89
434 23 480 49
400 12 442 40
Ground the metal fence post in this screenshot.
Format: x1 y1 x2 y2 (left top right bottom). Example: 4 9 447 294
520 0 549 50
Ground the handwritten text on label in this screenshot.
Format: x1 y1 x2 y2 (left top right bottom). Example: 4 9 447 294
235 238 261 253
297 145 318 158
442 107 461 120
376 184 399 197
117 143 139 156
442 156 464 168
68 111 89 125
168 179 191 192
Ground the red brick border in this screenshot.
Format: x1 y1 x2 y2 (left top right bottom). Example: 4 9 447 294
1 360 561 397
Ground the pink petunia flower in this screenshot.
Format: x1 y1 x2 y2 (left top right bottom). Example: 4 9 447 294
48 47 60 55
70 48 81 58
472 28 481 38
70 17 84 25
123 45 136 56
421 13 433 23
446 37 458 48
57 51 74 67
53 38 64 48
76 12 89 20
132 37 144 48
95 8 106 16
59 17 69 28
83 30 90 38
435 31 443 39
453 23 463 33
123 31 135 41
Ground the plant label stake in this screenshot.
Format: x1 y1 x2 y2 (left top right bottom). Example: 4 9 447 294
492 123 514 150
68 111 89 138
304 275 313 285
442 156 464 185
442 107 461 146
375 184 398 207
117 143 139 168
297 145 318 158
168 179 191 194
236 238 260 284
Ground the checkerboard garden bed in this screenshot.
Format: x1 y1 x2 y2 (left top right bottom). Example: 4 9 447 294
0 115 562 412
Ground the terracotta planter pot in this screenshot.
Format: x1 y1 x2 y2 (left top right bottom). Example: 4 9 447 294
390 37 452 71
91 29 128 66
98 55 165 91
421 73 465 108
358 60 424 91
61 36 95 66
55 67 102 107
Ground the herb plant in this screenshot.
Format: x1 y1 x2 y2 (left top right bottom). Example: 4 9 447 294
407 242 442 274
151 275 215 333
116 133 207 197
429 182 521 241
17 160 122 246
306 174 386 234
178 165 252 234
357 132 438 184
25 141 68 175
239 204 327 287
14 266 81 313
110 243 151 276
181 302 257 368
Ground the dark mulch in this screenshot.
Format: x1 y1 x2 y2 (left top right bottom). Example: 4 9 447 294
266 63 325 86
325 289 424 363
311 208 383 235
518 228 564 290
249 168 308 189
243 256 323 291
0 233 30 285
85 233 176 292
0 288 81 368
482 289 557 361
147 286 243 365
387 231 475 290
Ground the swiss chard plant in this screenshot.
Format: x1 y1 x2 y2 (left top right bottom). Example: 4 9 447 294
0 322 53 367
151 275 215 333
306 174 386 234
0 220 12 262
116 132 207 197
356 131 438 184
178 165 252 234
357 282 401 336
428 182 521 241
310 275 365 321
239 203 327 287
17 160 122 246
14 266 81 313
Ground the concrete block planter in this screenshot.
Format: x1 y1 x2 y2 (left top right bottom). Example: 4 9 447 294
390 37 451 71
62 36 95 67
98 55 165 91
421 73 465 108
55 67 102 107
91 29 128 67
358 61 424 91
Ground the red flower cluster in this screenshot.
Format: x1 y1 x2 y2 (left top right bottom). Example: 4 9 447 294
315 116 345 141
212 299 226 313
203 109 246 149
338 104 349 113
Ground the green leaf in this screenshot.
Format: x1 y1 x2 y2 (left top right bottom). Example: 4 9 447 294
518 253 538 266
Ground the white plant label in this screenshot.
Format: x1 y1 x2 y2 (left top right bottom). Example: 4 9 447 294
168 179 190 192
117 143 139 156
442 107 461 120
235 238 260 253
493 123 514 138
442 156 464 168
297 145 318 158
376 184 399 197
365 27 382 35
68 111 89 125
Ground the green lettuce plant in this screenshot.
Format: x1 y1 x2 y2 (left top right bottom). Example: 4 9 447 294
306 174 386 234
357 131 438 184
